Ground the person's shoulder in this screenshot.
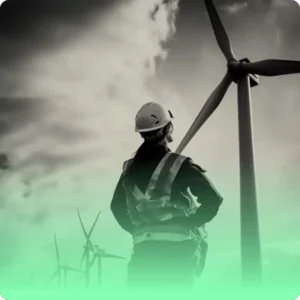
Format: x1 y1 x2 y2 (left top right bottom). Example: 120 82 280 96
168 152 206 173
122 157 134 171
181 156 207 173
168 152 189 166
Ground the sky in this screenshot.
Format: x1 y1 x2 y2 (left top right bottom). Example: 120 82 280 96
0 0 300 291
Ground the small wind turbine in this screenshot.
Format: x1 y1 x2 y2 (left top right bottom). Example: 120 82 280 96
77 209 101 287
89 245 126 287
175 0 300 288
48 234 83 288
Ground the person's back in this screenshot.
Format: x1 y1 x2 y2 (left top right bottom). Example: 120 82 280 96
110 102 223 291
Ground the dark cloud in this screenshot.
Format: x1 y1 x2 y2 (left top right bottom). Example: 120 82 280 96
17 151 85 173
0 153 9 169
0 0 118 65
0 97 40 136
0 0 298 66
0 0 178 66
0 0 113 34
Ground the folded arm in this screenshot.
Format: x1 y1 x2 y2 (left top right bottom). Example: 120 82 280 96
182 158 223 227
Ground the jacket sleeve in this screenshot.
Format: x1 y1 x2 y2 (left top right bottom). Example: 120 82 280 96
179 158 223 227
110 174 134 234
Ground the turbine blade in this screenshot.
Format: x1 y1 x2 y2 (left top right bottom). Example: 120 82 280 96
47 269 59 285
77 210 93 250
77 209 101 248
79 249 87 268
101 253 126 259
78 272 85 283
65 266 83 273
239 59 300 76
204 0 236 61
87 210 101 240
54 233 60 266
77 209 88 238
77 209 101 268
176 72 233 154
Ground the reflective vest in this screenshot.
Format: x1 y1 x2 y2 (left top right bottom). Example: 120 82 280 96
122 152 207 244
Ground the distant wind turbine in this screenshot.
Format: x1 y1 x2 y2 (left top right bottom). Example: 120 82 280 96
48 234 83 288
89 245 126 287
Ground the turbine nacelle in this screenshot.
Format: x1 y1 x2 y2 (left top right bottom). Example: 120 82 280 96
228 58 259 87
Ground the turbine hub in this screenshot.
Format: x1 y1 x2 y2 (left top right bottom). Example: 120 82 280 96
228 58 259 87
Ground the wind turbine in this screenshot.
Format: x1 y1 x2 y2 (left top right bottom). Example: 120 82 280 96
77 209 101 287
175 0 300 287
48 234 83 288
89 245 126 287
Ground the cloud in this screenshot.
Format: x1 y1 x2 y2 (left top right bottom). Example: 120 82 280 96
0 0 184 286
1 0 179 172
220 2 247 14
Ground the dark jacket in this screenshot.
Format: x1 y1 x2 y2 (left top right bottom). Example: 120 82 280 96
110 141 223 234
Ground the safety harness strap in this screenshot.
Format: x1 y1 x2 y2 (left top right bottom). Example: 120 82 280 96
122 152 198 228
132 224 204 244
153 153 187 198
143 152 172 199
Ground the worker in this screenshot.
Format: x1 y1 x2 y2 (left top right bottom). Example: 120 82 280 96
110 102 223 291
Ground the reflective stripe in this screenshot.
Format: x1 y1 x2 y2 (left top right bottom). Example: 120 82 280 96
132 224 207 244
133 232 193 244
122 153 200 230
132 224 198 244
164 154 187 194
124 153 176 225
131 185 145 202
133 224 195 235
144 152 172 199
148 153 190 221
150 153 179 199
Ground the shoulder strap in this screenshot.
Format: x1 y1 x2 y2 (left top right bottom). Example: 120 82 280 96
188 158 207 173
155 153 187 196
144 152 172 199
145 153 187 199
165 153 187 191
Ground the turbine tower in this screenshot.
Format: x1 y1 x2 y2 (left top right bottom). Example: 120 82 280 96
175 0 300 287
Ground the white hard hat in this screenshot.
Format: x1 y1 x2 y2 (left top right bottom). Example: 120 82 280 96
135 102 174 133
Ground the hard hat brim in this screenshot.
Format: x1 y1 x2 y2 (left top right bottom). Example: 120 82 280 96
135 119 172 133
